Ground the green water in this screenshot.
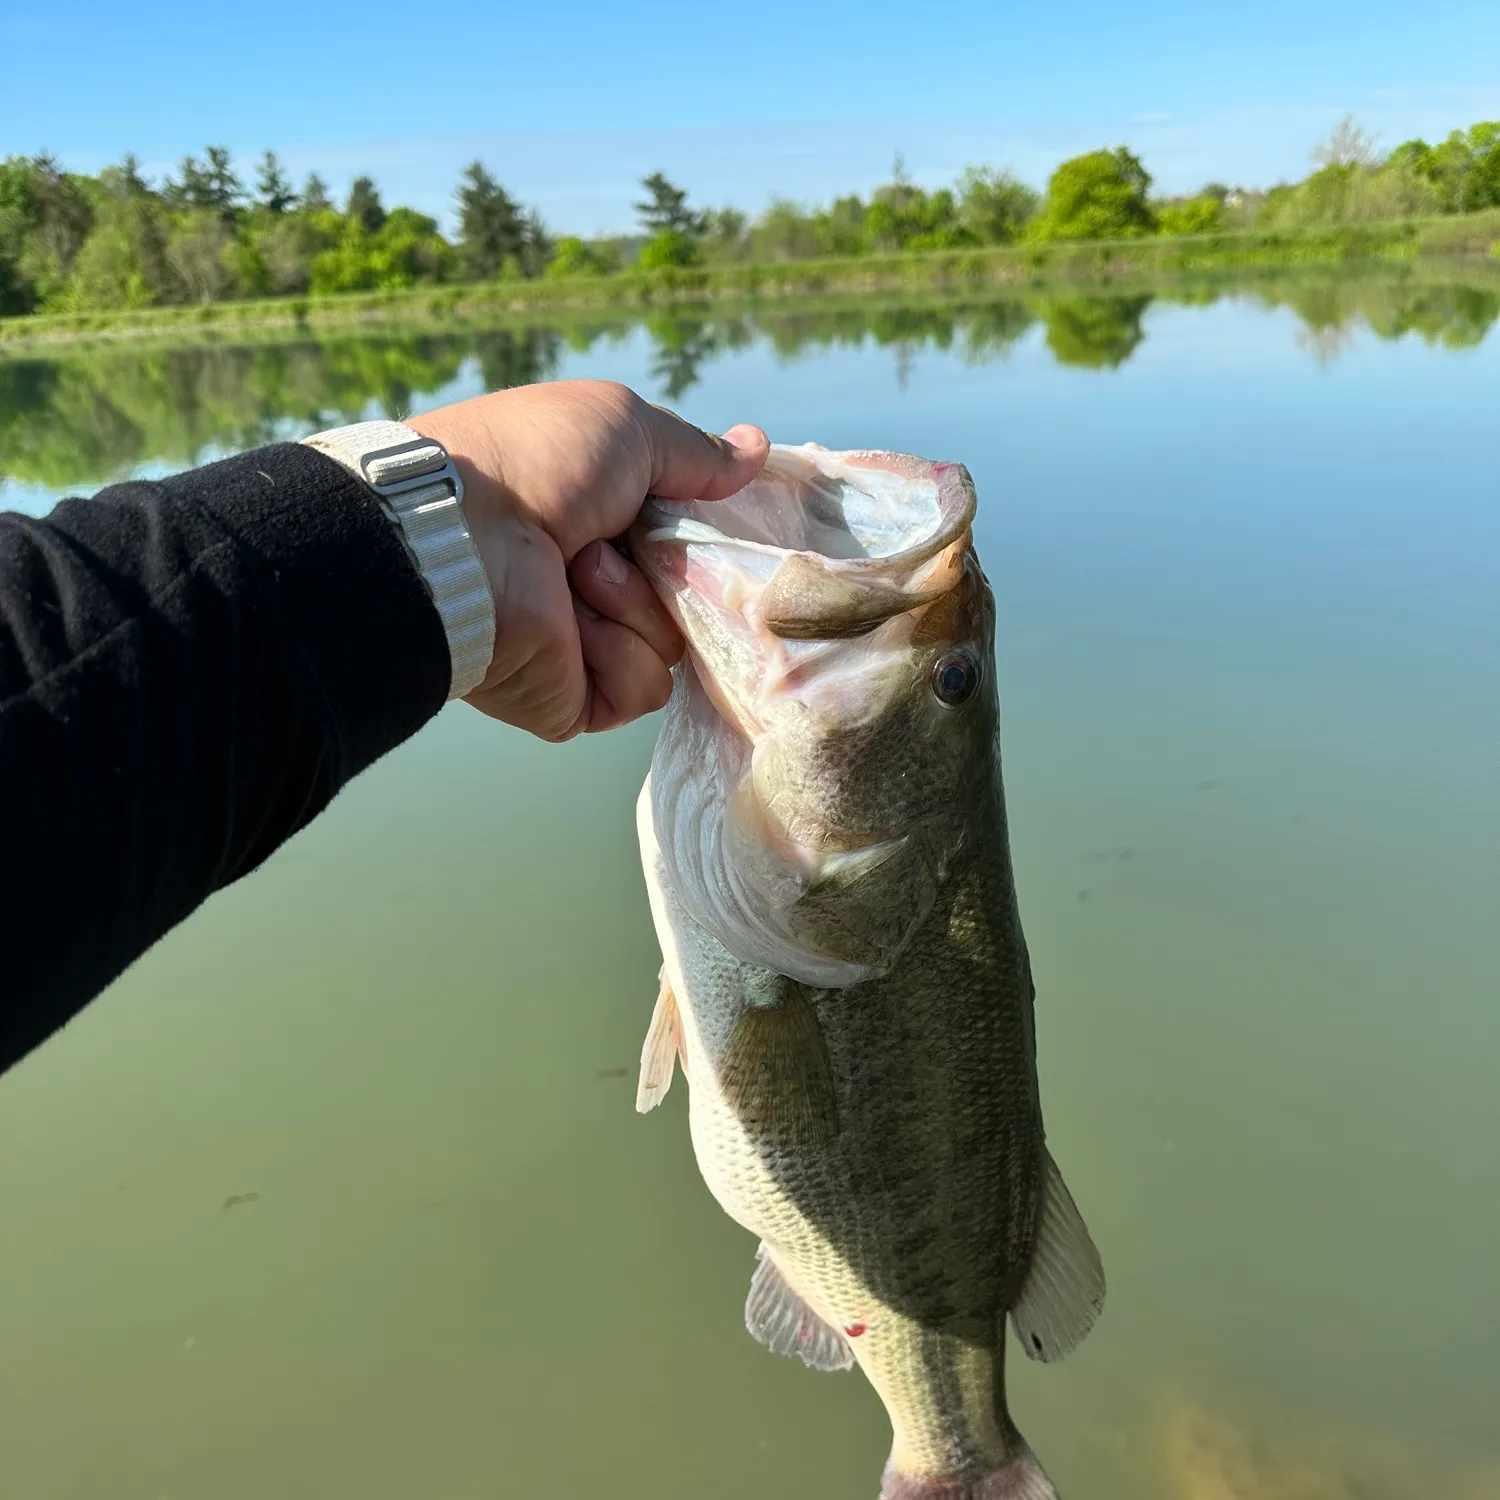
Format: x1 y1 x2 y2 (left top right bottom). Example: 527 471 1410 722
1 279 1497 1499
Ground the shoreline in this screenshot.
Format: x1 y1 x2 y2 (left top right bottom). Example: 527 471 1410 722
2 217 1498 353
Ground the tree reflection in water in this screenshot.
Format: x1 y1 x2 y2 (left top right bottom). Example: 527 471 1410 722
2 275 1495 491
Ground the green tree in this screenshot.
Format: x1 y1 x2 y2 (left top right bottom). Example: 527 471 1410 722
1399 123 1500 213
955 167 1040 244
864 177 973 252
34 156 95 287
0 155 95 309
1156 194 1223 235
63 160 173 309
456 161 525 279
543 235 617 277
116 154 150 197
1352 162 1439 220
310 217 383 294
310 207 453 294
167 211 236 302
856 158 978 252
1430 132 1479 212
166 154 212 209
635 173 704 237
346 176 385 233
255 151 296 214
1028 147 1157 242
637 230 702 270
750 199 823 261
203 147 243 219
813 195 868 256
382 206 456 283
0 157 43 313
222 236 271 298
1471 122 1500 208
168 147 242 220
301 173 332 213
518 209 552 278
702 206 748 261
248 212 327 294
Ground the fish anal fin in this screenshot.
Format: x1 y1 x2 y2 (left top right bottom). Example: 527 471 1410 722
636 969 683 1114
1009 1147 1105 1364
745 1243 853 1372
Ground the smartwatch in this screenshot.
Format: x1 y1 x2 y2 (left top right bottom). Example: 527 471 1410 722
302 419 494 700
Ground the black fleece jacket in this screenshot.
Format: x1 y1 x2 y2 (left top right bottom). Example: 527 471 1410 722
0 442 452 1074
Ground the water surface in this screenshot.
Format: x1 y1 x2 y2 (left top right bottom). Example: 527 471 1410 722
1 279 1497 1499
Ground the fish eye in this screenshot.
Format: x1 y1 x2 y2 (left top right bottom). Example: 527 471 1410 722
931 650 980 707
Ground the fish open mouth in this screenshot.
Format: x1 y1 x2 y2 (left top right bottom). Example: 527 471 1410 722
634 444 977 643
630 444 978 743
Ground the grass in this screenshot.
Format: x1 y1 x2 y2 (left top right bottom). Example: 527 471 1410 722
3 212 1498 351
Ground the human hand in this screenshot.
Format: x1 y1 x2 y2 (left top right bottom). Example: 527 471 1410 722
406 381 768 741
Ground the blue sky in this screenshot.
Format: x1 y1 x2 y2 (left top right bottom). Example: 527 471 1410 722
4 0 1498 234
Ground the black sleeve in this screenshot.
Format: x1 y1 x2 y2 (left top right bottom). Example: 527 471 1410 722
0 442 452 1073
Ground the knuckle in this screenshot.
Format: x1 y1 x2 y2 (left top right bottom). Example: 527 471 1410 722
600 380 639 415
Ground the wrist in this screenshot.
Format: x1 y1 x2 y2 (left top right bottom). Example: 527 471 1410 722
301 419 496 700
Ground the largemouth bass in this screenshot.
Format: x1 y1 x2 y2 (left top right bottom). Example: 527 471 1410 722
629 445 1103 1500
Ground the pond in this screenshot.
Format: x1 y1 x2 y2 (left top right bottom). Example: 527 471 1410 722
1 276 1497 1499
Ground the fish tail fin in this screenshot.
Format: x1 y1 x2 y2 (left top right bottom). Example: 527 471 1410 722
878 1443 1058 1500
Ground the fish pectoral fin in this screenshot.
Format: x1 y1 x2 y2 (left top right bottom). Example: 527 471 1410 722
1009 1147 1106 1364
745 1243 854 1372
635 969 684 1114
719 982 838 1143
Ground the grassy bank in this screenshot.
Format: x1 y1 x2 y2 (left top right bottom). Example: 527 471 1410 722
3 213 1498 351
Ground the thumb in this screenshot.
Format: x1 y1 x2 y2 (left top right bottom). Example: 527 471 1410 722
642 406 770 502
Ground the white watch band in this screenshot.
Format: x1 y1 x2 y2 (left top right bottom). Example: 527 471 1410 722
302 419 495 701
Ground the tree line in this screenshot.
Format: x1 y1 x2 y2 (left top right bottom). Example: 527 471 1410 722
2 117 1497 318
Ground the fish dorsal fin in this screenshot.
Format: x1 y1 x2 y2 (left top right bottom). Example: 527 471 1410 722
1009 1147 1105 1363
745 1243 854 1372
635 970 683 1114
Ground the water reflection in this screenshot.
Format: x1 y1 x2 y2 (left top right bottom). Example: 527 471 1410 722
1 274 1496 490
0 328 567 492
1036 293 1151 369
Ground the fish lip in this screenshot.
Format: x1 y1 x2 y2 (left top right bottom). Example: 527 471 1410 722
637 448 978 579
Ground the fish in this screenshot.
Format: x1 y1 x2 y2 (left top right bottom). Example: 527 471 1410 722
628 443 1104 1500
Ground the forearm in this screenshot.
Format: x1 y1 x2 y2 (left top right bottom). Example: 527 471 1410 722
0 442 454 1071
0 378 767 1074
